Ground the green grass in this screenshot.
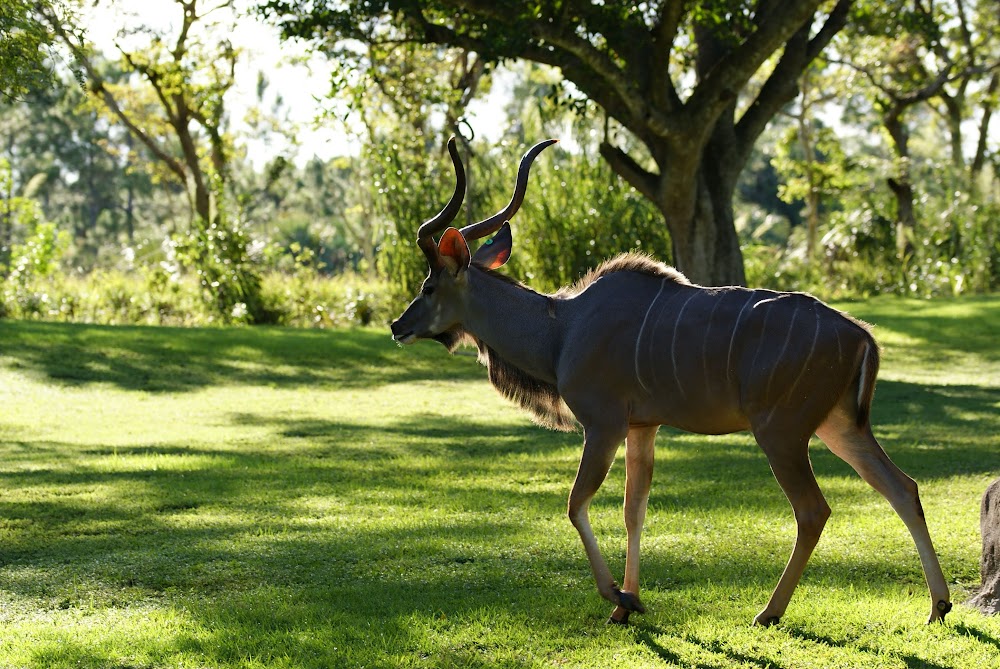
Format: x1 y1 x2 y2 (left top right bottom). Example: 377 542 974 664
0 295 998 668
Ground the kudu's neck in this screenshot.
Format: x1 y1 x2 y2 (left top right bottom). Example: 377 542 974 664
462 267 560 385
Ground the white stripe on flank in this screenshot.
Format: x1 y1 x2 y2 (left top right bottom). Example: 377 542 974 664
858 342 870 410
765 305 799 399
701 293 727 396
726 291 758 383
755 305 820 433
783 307 821 407
634 278 668 393
670 291 701 399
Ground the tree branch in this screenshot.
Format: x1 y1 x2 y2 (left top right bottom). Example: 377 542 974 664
684 0 821 140
972 71 999 175
649 1 684 113
598 141 659 203
735 0 850 161
41 9 188 184
414 1 677 140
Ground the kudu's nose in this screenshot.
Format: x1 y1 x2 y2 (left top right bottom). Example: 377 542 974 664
390 317 416 344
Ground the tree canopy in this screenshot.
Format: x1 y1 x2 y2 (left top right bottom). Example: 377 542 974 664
0 0 996 325
259 0 850 285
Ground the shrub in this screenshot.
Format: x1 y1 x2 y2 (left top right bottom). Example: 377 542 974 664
1 266 391 329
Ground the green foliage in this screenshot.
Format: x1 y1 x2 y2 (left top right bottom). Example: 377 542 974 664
371 135 671 302
508 148 671 293
0 267 391 327
745 195 999 300
0 157 71 317
772 125 856 207
0 0 63 101
3 219 70 301
0 298 997 667
169 217 269 325
369 135 444 306
867 175 991 297
258 270 389 328
0 0 995 311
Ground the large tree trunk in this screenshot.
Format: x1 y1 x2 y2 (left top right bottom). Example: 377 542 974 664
658 125 747 287
664 166 746 287
970 477 1000 615
884 108 917 259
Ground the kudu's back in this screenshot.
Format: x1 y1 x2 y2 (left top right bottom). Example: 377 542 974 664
553 264 876 438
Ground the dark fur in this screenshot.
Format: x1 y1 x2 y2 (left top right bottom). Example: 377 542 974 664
479 342 578 431
435 325 577 431
443 252 689 432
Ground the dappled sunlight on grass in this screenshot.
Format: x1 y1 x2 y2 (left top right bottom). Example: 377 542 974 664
0 298 998 667
836 296 1000 386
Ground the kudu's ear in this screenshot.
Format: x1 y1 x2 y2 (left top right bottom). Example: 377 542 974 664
471 222 512 270
437 227 471 272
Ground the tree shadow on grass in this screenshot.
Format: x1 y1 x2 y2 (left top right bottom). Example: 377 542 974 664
783 626 954 669
632 624 788 669
3 411 998 666
953 623 1000 651
2 318 998 666
0 320 481 392
852 297 1000 363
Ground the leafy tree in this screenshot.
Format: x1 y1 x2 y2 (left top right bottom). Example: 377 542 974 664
840 0 999 257
259 0 851 285
771 64 857 261
0 67 177 269
40 0 289 322
42 0 238 225
338 42 490 300
0 0 68 102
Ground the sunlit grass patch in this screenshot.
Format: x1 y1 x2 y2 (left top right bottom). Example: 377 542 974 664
0 297 998 668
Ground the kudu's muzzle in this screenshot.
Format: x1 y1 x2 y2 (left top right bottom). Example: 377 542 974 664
389 315 416 345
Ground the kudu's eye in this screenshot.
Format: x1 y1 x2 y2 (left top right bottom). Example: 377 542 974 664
422 285 435 296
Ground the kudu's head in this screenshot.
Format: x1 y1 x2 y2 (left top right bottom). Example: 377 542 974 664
390 137 557 347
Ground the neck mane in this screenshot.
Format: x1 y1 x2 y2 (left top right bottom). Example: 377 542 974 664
555 252 690 298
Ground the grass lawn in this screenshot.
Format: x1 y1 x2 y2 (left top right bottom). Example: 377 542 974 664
0 295 998 668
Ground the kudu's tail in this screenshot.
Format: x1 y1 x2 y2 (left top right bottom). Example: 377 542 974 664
855 336 881 429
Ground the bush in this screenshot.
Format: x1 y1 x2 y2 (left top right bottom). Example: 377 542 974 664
259 271 389 328
742 195 999 300
170 218 271 325
0 268 392 329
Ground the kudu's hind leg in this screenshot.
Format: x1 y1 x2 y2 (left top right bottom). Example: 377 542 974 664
608 425 657 625
753 431 831 627
816 408 951 623
568 422 644 618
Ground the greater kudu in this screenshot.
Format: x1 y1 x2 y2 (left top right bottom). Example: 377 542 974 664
390 138 952 626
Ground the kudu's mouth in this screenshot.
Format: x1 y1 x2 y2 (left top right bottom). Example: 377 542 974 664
393 331 417 345
390 320 417 345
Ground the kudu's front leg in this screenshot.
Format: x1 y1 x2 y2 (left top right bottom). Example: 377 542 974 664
609 425 657 625
568 422 644 618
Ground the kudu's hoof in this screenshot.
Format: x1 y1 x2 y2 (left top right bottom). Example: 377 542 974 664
928 600 953 624
615 589 646 614
753 613 781 627
607 610 631 626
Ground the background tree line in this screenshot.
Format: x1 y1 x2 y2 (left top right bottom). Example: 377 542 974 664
0 0 997 326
